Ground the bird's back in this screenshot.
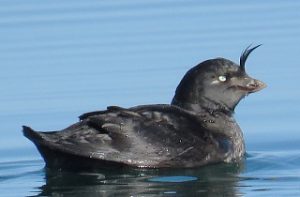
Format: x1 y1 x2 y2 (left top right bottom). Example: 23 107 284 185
23 104 240 169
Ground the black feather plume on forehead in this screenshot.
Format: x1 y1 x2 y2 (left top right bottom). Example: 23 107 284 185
240 44 261 72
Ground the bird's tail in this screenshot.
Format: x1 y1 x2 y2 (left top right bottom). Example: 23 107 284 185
22 125 43 143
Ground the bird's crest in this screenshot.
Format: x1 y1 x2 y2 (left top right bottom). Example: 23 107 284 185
240 44 261 72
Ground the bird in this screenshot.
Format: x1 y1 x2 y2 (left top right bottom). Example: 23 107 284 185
23 45 266 170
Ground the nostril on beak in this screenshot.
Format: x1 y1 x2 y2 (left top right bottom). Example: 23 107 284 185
247 82 258 88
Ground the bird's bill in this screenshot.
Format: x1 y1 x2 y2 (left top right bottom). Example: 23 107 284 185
230 77 267 93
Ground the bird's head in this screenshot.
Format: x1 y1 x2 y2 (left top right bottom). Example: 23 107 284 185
172 45 266 113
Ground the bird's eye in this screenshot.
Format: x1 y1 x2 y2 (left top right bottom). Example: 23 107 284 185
218 75 227 82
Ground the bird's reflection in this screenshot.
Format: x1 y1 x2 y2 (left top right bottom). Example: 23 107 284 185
37 161 244 196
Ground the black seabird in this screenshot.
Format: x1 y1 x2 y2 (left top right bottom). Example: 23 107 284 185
23 45 266 170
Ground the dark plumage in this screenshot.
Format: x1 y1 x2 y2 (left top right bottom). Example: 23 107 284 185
23 45 266 170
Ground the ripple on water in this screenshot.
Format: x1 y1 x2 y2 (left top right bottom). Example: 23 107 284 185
148 175 198 183
238 150 300 196
0 160 44 181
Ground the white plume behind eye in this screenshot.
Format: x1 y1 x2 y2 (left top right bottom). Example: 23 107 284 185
218 75 227 82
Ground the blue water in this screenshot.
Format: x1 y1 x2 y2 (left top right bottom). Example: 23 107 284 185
1 0 300 196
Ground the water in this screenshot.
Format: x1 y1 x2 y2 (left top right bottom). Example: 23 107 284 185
1 0 300 196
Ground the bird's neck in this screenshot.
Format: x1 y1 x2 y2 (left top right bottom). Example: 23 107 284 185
172 96 245 160
171 96 233 116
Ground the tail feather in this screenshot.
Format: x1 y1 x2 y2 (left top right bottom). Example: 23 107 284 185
22 125 43 142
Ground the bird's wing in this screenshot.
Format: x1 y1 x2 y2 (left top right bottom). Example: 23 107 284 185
24 105 224 167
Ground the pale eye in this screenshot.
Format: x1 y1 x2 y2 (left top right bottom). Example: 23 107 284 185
218 75 227 82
